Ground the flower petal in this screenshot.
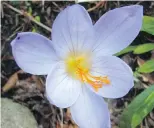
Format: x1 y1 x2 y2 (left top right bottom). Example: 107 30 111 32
11 32 58 75
93 5 143 56
52 4 94 59
70 86 111 128
89 56 134 98
46 63 82 108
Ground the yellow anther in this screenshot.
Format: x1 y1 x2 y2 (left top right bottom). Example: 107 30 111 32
65 53 110 91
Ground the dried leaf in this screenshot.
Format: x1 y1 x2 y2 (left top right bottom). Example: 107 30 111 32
2 70 24 92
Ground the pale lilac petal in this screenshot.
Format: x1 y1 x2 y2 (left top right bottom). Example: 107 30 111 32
46 63 82 108
93 5 143 56
52 4 95 59
11 32 58 75
88 56 134 98
70 86 110 128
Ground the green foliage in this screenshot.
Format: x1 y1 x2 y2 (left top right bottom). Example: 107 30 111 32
28 7 32 15
120 85 154 128
34 16 41 22
32 27 37 32
115 43 154 56
31 16 41 32
115 46 137 56
137 59 154 73
141 16 154 35
134 43 154 54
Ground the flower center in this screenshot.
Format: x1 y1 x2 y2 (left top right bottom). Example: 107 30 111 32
65 53 110 91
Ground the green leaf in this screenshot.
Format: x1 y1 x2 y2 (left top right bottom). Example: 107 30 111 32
134 43 154 54
120 85 154 128
34 16 40 22
28 7 32 15
138 59 154 73
115 46 137 56
141 16 154 35
32 27 37 32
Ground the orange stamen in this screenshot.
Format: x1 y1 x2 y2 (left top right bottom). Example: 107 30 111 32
77 67 110 91
65 54 111 91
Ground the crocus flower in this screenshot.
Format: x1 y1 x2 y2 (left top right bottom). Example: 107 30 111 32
11 4 143 128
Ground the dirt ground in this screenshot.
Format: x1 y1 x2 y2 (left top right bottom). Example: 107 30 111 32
1 1 154 128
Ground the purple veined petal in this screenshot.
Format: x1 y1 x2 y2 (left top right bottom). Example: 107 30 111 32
70 86 111 128
11 32 59 75
46 62 82 108
88 56 134 98
93 5 143 56
52 4 95 59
